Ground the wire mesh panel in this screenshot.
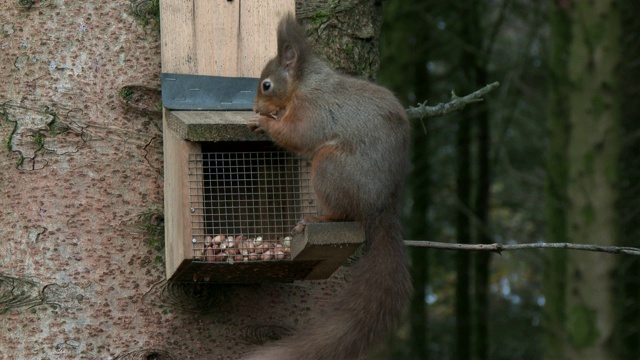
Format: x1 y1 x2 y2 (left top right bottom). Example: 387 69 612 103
188 149 317 263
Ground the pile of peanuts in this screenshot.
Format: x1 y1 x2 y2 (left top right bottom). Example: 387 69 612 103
196 234 292 263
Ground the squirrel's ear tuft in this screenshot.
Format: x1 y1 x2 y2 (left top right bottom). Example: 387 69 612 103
276 13 309 77
282 43 298 69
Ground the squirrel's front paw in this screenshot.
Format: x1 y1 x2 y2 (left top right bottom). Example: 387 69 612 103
248 118 266 134
291 219 307 235
249 115 276 134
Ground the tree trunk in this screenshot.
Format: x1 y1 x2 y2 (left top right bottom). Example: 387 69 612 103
296 0 382 80
564 1 620 359
379 2 433 357
614 0 640 358
455 1 485 358
455 103 472 360
473 67 490 360
406 33 432 360
543 1 572 358
465 1 491 358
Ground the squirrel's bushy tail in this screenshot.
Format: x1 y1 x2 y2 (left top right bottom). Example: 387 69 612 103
246 210 412 360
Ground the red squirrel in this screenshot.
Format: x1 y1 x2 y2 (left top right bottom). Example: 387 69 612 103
246 14 412 360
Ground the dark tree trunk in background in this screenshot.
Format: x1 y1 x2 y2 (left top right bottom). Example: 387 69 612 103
407 41 432 360
614 0 640 358
543 2 571 358
407 95 431 360
380 2 433 358
473 67 490 360
463 1 491 359
456 1 486 358
455 100 472 360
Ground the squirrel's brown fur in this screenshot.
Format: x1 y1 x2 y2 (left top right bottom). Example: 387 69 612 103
246 14 412 360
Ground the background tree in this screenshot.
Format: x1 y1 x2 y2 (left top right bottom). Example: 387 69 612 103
546 1 622 359
380 1 433 358
543 1 571 357
614 0 640 357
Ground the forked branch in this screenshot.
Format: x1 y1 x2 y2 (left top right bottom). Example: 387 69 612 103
406 81 500 119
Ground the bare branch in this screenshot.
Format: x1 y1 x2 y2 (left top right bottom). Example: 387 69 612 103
404 240 640 256
406 82 501 119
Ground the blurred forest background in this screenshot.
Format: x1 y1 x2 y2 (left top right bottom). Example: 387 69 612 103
377 0 640 359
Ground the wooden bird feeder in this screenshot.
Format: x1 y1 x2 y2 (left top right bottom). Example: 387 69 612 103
160 0 364 283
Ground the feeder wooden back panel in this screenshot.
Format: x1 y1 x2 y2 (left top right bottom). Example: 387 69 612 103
160 0 294 76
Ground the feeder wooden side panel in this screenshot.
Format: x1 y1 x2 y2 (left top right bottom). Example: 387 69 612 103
164 112 202 279
160 0 295 77
187 152 206 261
298 158 318 217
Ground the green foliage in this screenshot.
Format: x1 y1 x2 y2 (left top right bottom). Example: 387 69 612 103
5 128 14 152
33 132 44 151
16 0 40 11
2 106 15 152
581 203 595 225
567 305 599 348
48 119 70 137
130 0 160 30
120 86 134 103
308 1 339 25
139 205 165 266
309 10 331 25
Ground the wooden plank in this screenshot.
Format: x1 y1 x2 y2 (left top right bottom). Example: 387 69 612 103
166 110 268 142
238 1 296 77
186 150 205 263
160 0 295 77
291 222 365 280
160 1 238 75
163 109 202 279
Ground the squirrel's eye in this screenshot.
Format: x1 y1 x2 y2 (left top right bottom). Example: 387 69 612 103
262 80 272 92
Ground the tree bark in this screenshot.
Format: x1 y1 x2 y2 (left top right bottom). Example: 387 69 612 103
473 62 491 360
543 1 572 358
564 1 620 359
379 2 432 357
296 0 382 80
464 1 491 359
455 98 472 360
614 0 640 358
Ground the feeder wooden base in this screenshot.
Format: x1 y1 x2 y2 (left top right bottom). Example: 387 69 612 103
291 222 365 280
167 222 364 283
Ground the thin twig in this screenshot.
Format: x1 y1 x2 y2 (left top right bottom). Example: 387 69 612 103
405 82 500 119
404 240 640 256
